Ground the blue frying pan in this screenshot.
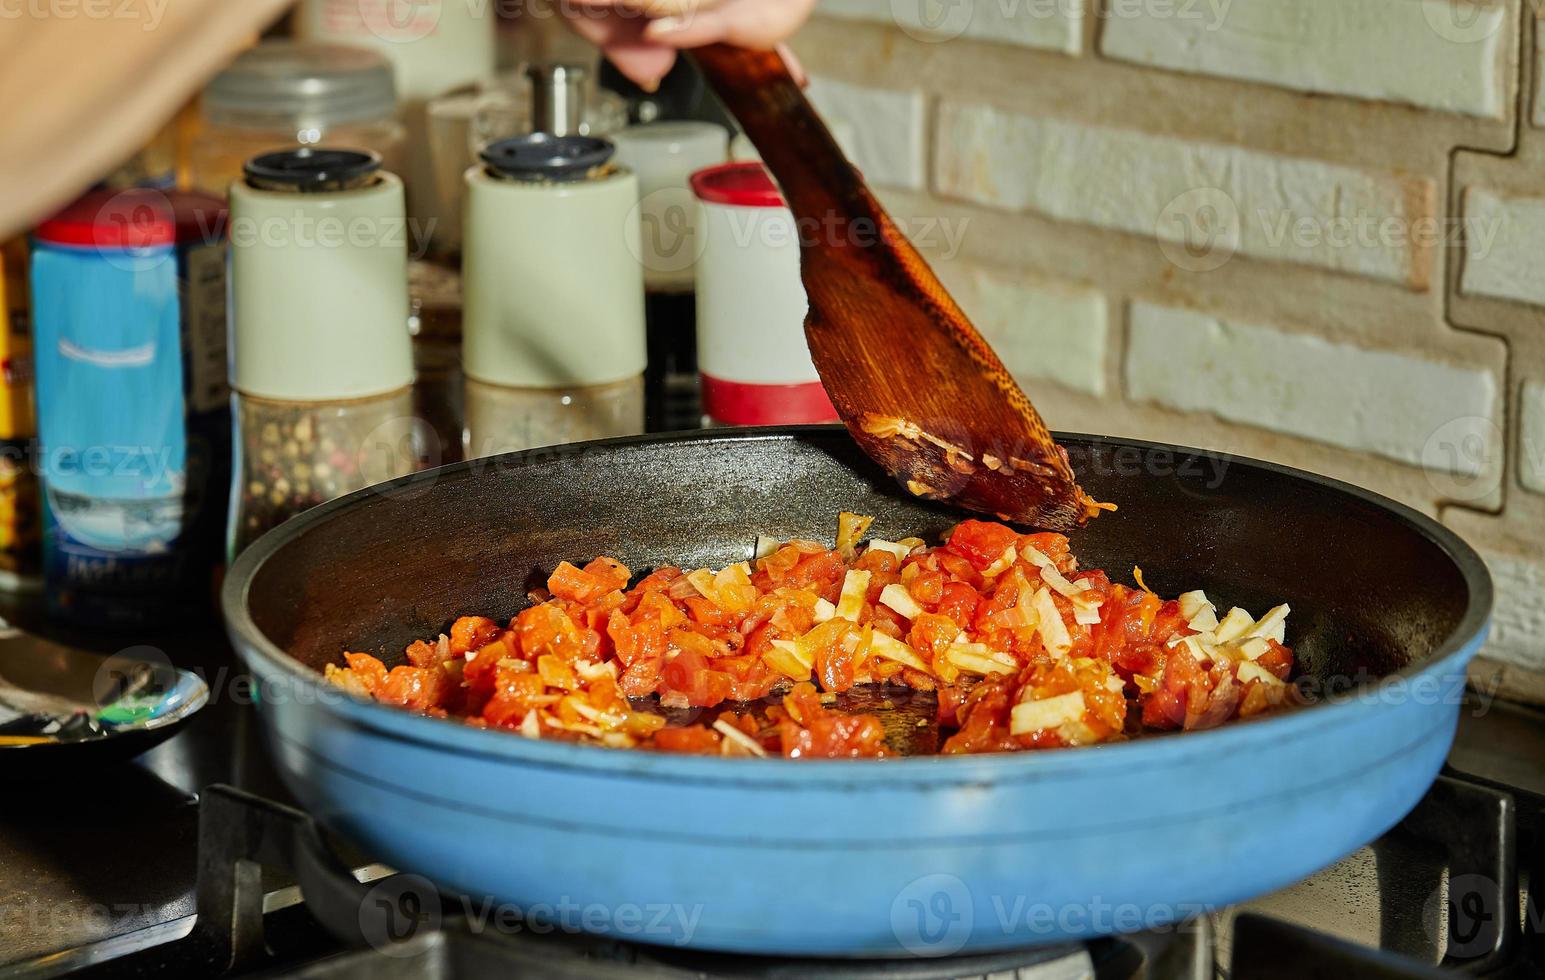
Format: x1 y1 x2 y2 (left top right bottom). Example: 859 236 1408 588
221 428 1491 957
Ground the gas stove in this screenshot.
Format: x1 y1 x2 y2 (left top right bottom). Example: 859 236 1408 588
2 688 1541 979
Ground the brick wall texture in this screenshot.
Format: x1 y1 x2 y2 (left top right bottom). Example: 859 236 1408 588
794 0 1544 703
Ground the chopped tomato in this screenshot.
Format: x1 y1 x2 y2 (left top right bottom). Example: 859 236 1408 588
937 582 979 629
946 520 1020 570
653 725 722 753
329 518 1297 757
660 650 734 707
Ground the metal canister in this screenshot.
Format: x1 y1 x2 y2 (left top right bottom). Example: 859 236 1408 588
30 188 231 627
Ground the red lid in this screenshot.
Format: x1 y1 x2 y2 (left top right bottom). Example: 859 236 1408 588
690 162 786 208
36 188 177 249
166 189 229 244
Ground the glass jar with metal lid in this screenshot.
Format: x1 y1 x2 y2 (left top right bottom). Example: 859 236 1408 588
190 41 406 196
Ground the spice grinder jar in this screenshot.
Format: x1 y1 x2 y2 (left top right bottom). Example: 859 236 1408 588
226 148 421 556
461 134 646 458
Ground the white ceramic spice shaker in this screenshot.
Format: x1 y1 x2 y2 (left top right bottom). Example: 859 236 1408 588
461 134 646 458
610 121 728 292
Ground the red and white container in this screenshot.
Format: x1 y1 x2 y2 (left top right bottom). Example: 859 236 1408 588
689 162 838 427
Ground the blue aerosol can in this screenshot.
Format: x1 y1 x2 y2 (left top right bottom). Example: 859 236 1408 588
30 188 230 628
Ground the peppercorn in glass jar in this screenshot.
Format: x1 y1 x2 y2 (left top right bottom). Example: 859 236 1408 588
227 148 424 555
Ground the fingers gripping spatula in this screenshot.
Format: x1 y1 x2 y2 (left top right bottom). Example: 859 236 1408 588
690 45 1110 530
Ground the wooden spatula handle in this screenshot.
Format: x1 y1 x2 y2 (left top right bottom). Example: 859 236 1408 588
690 45 876 239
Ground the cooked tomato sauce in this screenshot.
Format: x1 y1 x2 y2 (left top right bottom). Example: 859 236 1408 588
327 516 1296 758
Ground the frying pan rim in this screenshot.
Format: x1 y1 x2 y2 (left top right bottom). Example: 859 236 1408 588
222 425 1494 779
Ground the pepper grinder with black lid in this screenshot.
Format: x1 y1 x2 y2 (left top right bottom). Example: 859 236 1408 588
461 124 647 459
227 147 425 556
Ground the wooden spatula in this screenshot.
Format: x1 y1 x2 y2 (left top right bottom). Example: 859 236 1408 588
691 45 1110 531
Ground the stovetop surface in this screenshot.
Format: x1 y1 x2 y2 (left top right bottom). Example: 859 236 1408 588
1 601 1541 979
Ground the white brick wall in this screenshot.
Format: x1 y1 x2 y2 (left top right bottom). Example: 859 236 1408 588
1522 381 1545 495
1535 25 1545 126
1124 302 1498 473
934 104 1435 287
818 0 1081 54
1101 0 1510 119
806 76 926 191
1480 550 1545 675
1460 187 1545 306
935 263 1109 396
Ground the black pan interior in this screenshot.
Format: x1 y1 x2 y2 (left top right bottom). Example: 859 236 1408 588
242 429 1482 695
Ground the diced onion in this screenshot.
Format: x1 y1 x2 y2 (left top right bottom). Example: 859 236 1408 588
1035 558 1090 601
545 716 604 737
867 539 914 561
1245 604 1290 644
835 570 871 621
868 632 931 673
1176 634 1214 664
1031 588 1072 658
1177 589 1214 623
686 568 717 601
1236 661 1284 686
575 660 618 683
981 547 1017 578
1010 691 1086 735
836 512 875 558
1187 605 1219 633
668 575 701 600
754 535 780 559
812 598 837 623
1057 719 1102 747
879 583 925 620
713 719 769 757
1236 637 1270 661
763 638 814 680
567 697 627 729
1021 544 1054 569
945 643 1018 676
1213 607 1255 643
519 711 541 739
987 606 1036 630
716 562 752 587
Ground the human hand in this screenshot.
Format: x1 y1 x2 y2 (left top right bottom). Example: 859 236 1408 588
562 0 815 91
